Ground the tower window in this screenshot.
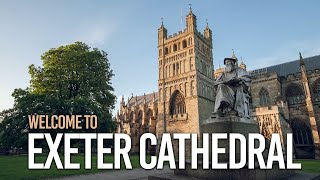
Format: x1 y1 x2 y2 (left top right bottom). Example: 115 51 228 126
182 40 187 48
176 62 179 75
164 47 168 55
173 64 175 76
173 44 177 52
169 90 186 115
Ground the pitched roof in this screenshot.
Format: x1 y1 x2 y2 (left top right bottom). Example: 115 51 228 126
127 92 158 107
250 55 320 77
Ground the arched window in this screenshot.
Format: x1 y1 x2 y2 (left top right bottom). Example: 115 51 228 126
259 88 270 106
176 62 179 75
290 118 315 160
313 78 320 101
164 47 168 55
136 110 143 124
169 90 186 115
173 44 177 52
182 40 187 48
145 109 153 126
173 64 175 76
291 119 313 145
286 84 305 105
129 111 134 127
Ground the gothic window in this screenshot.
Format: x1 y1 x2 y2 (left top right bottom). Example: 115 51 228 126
129 111 134 127
165 66 168 78
259 88 270 107
182 40 187 48
173 64 175 76
173 44 177 52
286 84 305 105
176 62 179 75
145 109 153 126
291 119 313 145
164 47 168 55
169 90 186 115
136 110 142 124
313 78 320 101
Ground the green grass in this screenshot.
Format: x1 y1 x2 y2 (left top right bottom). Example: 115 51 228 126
295 160 320 174
0 154 145 180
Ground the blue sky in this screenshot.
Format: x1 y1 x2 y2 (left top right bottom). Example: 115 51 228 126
1 1 320 113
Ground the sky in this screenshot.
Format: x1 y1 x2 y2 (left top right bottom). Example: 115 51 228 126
1 0 320 114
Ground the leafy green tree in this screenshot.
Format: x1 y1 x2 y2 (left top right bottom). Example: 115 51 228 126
0 42 116 150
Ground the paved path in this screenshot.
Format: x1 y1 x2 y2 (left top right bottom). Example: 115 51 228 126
55 167 195 180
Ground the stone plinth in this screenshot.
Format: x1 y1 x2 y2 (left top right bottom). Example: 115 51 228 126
174 162 292 180
202 115 263 164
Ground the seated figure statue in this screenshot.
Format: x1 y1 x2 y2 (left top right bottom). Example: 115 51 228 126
213 57 251 118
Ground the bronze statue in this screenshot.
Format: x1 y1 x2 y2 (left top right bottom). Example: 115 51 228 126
213 57 251 118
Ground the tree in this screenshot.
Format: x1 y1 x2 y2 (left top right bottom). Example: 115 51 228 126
0 42 117 150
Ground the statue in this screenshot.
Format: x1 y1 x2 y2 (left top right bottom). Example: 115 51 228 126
213 57 251 118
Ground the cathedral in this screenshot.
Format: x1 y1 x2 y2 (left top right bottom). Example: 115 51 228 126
115 9 320 159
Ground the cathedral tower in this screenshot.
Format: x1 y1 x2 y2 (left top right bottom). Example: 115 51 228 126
157 8 215 138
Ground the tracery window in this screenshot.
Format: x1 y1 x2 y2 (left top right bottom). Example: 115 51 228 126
286 84 305 105
313 78 320 101
291 119 313 145
169 91 186 115
136 110 142 124
259 88 270 107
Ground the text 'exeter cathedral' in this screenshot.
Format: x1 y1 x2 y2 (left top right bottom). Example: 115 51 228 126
116 8 320 159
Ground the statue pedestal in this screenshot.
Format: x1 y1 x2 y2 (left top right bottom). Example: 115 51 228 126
174 115 294 180
201 115 261 164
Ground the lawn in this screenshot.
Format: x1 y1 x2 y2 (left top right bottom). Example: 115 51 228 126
0 154 145 180
295 159 320 174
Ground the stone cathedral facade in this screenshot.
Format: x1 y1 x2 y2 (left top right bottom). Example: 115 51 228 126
116 9 320 159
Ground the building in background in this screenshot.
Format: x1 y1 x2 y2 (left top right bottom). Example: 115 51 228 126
116 10 320 159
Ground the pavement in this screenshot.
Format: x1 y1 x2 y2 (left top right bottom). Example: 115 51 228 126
54 168 320 180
